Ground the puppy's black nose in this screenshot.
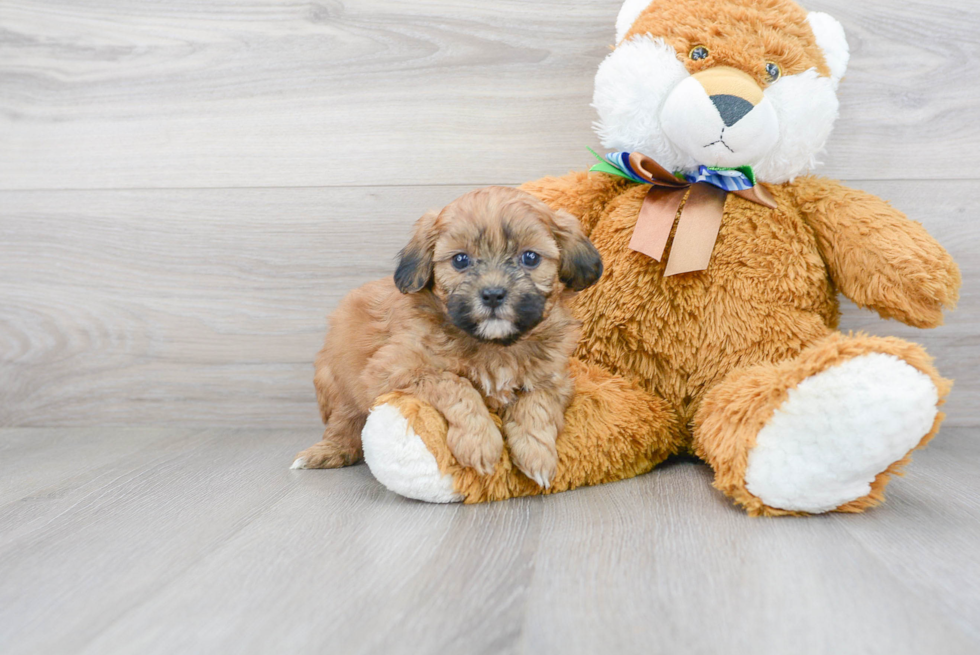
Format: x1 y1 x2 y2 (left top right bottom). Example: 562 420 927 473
481 287 508 308
710 94 754 127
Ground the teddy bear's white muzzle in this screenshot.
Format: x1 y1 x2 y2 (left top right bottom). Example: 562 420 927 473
661 75 779 169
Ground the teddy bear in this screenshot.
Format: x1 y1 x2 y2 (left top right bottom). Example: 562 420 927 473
353 0 961 515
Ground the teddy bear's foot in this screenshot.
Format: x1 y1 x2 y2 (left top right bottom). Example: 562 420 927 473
361 400 463 504
744 353 938 513
695 333 951 516
361 360 680 504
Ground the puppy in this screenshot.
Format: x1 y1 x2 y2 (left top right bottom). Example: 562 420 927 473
292 186 602 487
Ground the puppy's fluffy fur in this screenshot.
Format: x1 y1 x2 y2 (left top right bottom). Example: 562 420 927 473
293 186 603 487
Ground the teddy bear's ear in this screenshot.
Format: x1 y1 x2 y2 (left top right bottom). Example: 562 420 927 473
807 12 849 88
615 0 655 44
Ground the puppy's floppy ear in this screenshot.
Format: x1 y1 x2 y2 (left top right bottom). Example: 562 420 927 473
394 210 439 294
550 210 603 292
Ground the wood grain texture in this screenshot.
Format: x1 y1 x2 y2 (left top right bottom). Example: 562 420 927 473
0 427 977 655
1 0 978 190
0 185 470 428
1 180 975 428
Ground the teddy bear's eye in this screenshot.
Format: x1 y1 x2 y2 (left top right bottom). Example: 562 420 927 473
690 45 709 61
765 62 782 83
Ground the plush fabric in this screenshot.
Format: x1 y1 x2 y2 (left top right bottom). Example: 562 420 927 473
361 403 462 503
357 0 961 515
598 0 843 182
696 333 950 516
368 359 678 504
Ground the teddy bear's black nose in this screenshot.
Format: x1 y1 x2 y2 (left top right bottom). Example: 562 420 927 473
711 94 755 127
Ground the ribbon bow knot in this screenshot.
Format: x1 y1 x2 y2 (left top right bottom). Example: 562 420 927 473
589 149 777 276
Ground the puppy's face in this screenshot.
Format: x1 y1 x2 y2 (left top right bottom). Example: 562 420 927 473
394 187 602 344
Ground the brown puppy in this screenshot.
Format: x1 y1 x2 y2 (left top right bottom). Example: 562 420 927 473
292 186 603 487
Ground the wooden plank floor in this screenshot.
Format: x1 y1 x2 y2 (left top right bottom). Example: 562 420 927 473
0 426 978 655
2 0 979 653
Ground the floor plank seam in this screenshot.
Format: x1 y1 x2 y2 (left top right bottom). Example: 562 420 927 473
832 513 980 645
0 433 214 556
67 479 299 653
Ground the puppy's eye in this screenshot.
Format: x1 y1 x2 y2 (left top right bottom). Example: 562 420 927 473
690 46 709 61
520 251 541 269
451 253 471 271
765 61 782 83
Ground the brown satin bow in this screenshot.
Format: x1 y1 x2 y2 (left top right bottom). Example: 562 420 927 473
624 152 778 276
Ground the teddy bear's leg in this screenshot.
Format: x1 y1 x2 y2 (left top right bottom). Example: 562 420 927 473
694 333 951 516
361 360 680 503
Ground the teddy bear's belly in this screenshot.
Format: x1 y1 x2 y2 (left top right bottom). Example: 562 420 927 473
572 199 838 440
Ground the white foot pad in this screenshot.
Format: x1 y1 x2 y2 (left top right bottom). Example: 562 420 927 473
744 353 938 513
361 403 463 503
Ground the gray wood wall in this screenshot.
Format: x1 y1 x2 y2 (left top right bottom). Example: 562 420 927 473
1 0 977 429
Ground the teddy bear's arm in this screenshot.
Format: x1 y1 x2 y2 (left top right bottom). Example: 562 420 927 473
520 171 629 236
791 176 961 328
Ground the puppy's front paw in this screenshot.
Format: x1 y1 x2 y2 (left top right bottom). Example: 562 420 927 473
447 421 504 476
508 430 558 489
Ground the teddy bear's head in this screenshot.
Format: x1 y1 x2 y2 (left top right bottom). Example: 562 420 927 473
594 0 849 184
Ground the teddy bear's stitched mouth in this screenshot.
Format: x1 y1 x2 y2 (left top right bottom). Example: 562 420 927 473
702 133 735 154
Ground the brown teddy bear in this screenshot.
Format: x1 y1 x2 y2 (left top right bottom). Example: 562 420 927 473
354 0 962 515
